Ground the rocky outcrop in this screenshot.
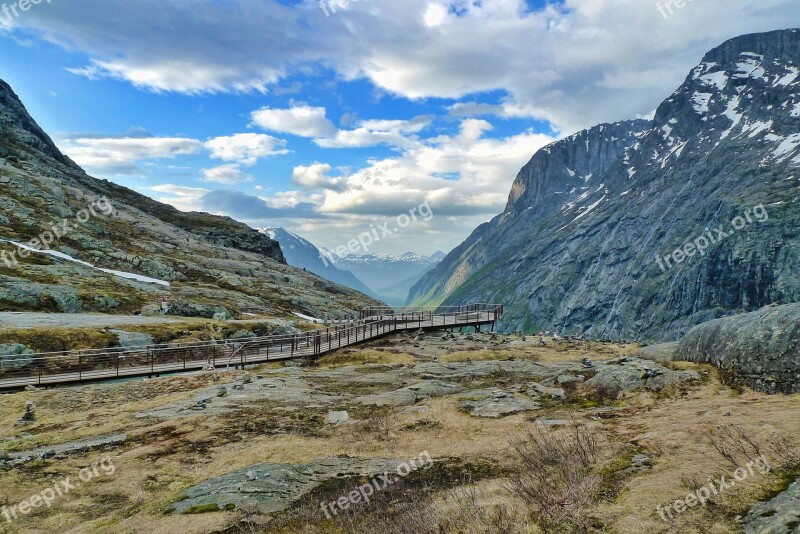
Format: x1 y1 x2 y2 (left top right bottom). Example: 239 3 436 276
170 458 406 515
584 356 700 397
135 353 698 421
676 303 800 393
745 478 800 533
410 29 800 341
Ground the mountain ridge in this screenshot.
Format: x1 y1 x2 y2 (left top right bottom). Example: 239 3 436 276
0 80 378 318
410 28 800 340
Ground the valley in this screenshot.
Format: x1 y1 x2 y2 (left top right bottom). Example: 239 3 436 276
0 11 799 534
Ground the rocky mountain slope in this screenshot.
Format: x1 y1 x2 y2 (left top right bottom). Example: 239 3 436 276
410 29 800 341
260 227 377 298
0 79 378 319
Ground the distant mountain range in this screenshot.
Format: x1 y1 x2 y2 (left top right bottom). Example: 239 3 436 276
323 250 445 305
262 228 444 305
410 29 800 341
259 228 377 298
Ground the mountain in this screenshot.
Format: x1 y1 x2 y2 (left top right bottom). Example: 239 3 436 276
322 250 445 303
259 227 377 299
0 79 379 319
410 29 800 341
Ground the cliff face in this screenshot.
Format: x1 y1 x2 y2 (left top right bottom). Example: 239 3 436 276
410 29 800 341
0 79 379 317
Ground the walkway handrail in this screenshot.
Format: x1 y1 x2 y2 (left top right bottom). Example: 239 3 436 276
0 303 504 388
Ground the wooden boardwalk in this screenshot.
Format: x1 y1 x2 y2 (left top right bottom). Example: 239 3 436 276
0 304 503 390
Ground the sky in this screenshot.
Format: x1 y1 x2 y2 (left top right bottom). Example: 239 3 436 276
1 0 799 256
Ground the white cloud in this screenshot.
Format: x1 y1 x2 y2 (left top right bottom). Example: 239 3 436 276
57 136 204 175
23 0 796 132
292 163 340 189
307 118 556 216
205 133 288 165
202 164 253 184
251 105 336 138
149 183 210 211
316 116 432 149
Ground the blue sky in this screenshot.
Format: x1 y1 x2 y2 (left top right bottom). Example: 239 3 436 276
1 0 798 254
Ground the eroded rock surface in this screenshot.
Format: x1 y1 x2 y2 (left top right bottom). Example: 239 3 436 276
170 458 405 515
676 303 800 393
745 478 800 534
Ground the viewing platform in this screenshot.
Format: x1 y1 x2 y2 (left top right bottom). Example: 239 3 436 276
0 304 504 390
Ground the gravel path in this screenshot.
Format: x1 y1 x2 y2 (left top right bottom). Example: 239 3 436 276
0 312 184 329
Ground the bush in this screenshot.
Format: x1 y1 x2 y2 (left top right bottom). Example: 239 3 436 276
506 420 602 532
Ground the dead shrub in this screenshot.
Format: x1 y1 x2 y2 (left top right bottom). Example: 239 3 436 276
708 425 763 468
345 406 398 441
505 420 602 532
769 434 800 471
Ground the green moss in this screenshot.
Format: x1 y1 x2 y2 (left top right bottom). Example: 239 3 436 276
181 503 224 514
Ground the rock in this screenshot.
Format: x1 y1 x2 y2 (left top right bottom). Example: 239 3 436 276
528 383 566 399
359 388 417 407
581 357 594 368
170 458 407 515
241 373 252 384
584 357 699 397
326 411 349 425
229 330 257 341
213 311 233 322
24 385 39 392
460 393 540 418
232 381 245 390
360 381 461 407
110 330 155 348
216 387 228 398
745 478 800 533
8 434 127 464
557 374 585 385
676 303 800 394
631 454 652 470
15 401 36 425
635 342 678 363
0 343 34 371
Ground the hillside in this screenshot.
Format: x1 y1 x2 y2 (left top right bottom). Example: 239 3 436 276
410 29 800 341
0 80 379 319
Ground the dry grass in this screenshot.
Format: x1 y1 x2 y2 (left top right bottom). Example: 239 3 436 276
316 348 417 367
439 339 639 364
0 334 796 534
599 379 800 533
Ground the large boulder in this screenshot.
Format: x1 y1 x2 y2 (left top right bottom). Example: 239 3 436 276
0 343 34 371
676 304 800 393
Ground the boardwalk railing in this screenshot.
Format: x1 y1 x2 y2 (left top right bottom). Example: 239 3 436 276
0 303 503 389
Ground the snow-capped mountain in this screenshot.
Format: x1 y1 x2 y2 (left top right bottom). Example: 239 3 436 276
260 228 376 298
320 249 445 302
410 29 800 340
